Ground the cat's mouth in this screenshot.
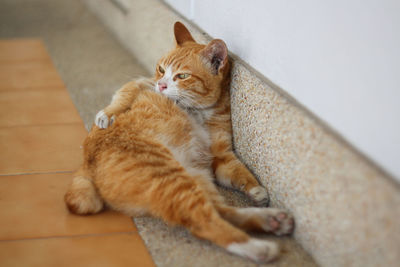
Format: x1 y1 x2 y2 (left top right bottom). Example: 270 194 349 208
153 85 194 109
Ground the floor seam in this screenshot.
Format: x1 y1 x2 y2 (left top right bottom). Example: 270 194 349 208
0 170 75 177
0 231 139 242
0 58 53 64
0 86 66 93
0 88 69 94
0 121 86 130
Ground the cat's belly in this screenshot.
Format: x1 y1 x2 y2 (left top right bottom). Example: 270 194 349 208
95 91 213 179
161 140 213 180
134 106 210 180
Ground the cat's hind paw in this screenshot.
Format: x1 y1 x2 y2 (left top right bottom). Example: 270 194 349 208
260 208 295 236
95 110 115 129
227 239 279 263
248 186 269 206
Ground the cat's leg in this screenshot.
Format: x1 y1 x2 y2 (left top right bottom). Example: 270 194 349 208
149 174 280 263
212 148 269 206
97 160 279 262
64 166 104 215
198 176 294 235
95 78 154 128
90 142 279 262
216 205 295 236
203 176 294 235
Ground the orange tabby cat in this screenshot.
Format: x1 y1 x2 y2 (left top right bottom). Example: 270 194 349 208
65 22 294 263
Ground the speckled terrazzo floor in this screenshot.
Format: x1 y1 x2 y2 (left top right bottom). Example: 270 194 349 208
0 0 317 266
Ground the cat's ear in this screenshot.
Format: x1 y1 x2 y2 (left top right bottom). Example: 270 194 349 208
200 39 228 75
174 22 195 46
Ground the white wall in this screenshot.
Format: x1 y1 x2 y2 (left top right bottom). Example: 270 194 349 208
165 0 400 180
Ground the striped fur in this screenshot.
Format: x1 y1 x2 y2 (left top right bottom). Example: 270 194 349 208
64 22 294 263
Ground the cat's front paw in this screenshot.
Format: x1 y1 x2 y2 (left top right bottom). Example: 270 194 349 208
95 110 115 129
248 186 269 206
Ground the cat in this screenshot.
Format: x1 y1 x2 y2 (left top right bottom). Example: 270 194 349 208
64 22 294 263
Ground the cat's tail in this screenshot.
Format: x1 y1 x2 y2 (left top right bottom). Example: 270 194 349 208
64 166 104 215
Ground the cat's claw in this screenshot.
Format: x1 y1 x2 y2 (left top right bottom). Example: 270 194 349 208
249 186 270 206
95 110 114 129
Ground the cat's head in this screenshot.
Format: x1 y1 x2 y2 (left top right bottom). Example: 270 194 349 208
154 22 230 109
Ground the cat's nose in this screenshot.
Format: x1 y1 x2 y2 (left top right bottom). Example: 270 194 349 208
158 82 168 92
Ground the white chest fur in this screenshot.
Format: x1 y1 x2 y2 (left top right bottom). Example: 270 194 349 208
185 108 213 162
161 107 214 179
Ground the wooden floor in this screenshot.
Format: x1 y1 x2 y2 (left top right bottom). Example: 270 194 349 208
0 39 155 267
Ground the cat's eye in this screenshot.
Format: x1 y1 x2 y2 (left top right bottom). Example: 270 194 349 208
158 66 165 74
176 73 190 79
